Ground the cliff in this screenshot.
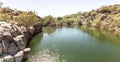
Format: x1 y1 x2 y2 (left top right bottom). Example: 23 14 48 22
0 21 42 62
0 6 42 62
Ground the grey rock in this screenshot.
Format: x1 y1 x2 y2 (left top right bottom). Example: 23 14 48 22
23 48 30 52
8 42 18 55
10 29 17 37
2 31 12 41
11 25 17 31
0 21 32 62
24 33 29 44
12 25 23 35
0 23 12 30
13 35 25 50
3 54 14 62
2 39 9 53
14 51 23 62
0 33 3 41
0 57 4 62
0 43 3 54
23 48 30 58
19 35 26 46
0 21 7 24
0 27 5 33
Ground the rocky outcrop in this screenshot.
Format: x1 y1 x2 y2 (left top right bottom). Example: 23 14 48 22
0 21 42 62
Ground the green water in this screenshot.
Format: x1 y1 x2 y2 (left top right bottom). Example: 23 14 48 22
25 26 120 62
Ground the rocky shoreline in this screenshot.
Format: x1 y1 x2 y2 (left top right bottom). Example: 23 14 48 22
0 21 42 62
0 4 120 62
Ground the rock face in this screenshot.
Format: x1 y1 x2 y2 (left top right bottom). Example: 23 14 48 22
14 51 24 62
8 42 18 55
0 43 3 54
2 39 9 53
23 48 30 58
13 35 25 50
4 54 14 62
0 57 4 62
0 21 42 62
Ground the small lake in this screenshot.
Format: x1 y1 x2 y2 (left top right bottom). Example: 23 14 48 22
24 26 120 62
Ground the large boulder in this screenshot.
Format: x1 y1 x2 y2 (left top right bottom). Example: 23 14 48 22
8 42 18 55
0 21 7 24
0 21 35 62
23 48 30 58
0 23 12 30
13 35 25 50
0 26 13 41
0 56 4 62
3 54 14 62
14 51 24 62
2 31 12 41
2 39 9 53
10 29 18 37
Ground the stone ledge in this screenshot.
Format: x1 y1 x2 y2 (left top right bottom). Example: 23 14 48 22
0 48 30 62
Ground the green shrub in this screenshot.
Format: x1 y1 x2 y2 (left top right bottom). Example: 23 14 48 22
0 13 11 22
13 12 40 26
43 15 54 25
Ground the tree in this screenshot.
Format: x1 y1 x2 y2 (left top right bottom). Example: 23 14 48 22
57 17 62 21
43 15 54 25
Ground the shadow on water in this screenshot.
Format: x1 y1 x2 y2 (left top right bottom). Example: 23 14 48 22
22 32 44 62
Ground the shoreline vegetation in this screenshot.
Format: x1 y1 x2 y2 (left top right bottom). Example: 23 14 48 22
42 4 120 36
0 3 120 36
0 4 120 36
0 2 120 62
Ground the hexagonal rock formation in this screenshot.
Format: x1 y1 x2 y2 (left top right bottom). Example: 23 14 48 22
0 21 31 62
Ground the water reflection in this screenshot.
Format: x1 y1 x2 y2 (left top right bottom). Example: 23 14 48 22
25 26 120 62
28 49 66 62
79 26 120 50
42 27 57 34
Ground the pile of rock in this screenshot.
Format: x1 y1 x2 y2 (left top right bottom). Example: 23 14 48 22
0 21 30 62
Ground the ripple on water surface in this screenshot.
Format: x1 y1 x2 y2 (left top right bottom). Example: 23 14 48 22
25 27 120 62
28 49 66 62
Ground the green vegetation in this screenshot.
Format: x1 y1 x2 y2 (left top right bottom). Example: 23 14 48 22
42 15 54 26
41 4 120 35
0 3 42 26
13 11 41 26
0 2 120 34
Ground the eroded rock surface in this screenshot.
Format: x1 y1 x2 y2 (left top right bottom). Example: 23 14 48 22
0 21 42 62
